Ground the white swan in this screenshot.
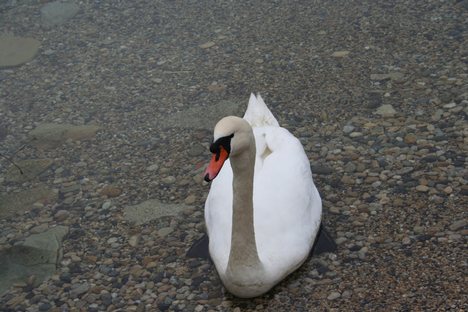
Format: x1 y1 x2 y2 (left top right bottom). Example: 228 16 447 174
203 94 322 298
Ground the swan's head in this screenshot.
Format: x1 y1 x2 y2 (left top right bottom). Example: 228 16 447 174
204 116 253 182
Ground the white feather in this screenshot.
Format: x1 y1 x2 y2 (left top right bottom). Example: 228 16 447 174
243 93 280 127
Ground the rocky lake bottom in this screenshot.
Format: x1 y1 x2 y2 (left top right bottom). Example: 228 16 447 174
0 0 466 311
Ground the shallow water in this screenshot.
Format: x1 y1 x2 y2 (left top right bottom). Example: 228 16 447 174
0 0 466 311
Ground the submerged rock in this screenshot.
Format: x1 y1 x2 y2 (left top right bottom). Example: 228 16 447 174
29 123 99 148
0 186 57 218
375 104 397 118
41 1 80 27
0 35 41 68
5 158 54 183
124 199 188 225
0 226 69 295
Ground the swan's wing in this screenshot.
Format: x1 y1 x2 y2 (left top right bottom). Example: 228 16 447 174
253 127 322 272
243 93 279 128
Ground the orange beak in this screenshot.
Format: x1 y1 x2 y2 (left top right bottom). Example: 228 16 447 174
204 146 229 182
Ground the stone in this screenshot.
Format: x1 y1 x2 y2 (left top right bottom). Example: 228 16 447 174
404 134 417 144
0 186 57 218
449 220 466 231
5 158 54 183
29 123 100 149
123 199 188 225
349 132 363 138
344 162 356 173
327 291 341 300
147 164 160 171
413 226 425 234
39 303 52 311
158 227 174 238
332 51 350 57
387 72 405 83
199 41 216 49
311 164 333 175
70 282 90 298
0 35 41 68
207 84 226 92
375 105 397 118
416 185 429 192
107 237 118 244
443 186 453 194
41 1 80 27
432 109 443 121
0 226 68 295
184 195 197 205
402 237 411 245
100 186 122 198
162 176 176 184
343 125 355 133
128 235 140 247
102 201 112 210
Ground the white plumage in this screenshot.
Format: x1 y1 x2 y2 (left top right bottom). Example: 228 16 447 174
204 94 322 297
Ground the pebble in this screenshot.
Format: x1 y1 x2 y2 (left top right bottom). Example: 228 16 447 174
349 132 363 138
332 51 349 57
199 41 216 49
100 186 122 198
54 210 70 221
416 185 429 192
70 283 90 298
375 104 397 118
147 164 159 171
162 176 176 184
449 220 466 231
38 302 52 311
327 291 341 300
343 125 355 133
158 227 174 237
107 237 118 244
184 194 197 205
404 133 417 144
102 201 112 210
128 234 140 247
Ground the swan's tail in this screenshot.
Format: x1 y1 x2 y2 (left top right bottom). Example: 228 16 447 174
243 93 279 128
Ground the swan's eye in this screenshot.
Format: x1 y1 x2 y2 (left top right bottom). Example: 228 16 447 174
210 133 234 157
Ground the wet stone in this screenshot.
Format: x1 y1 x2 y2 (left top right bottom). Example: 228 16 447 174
327 291 341 300
41 1 80 27
70 283 90 298
0 35 41 67
449 220 466 231
311 164 333 175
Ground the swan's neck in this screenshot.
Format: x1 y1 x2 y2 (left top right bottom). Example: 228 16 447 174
227 137 264 277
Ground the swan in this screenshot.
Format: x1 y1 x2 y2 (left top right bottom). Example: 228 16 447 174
202 93 323 298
